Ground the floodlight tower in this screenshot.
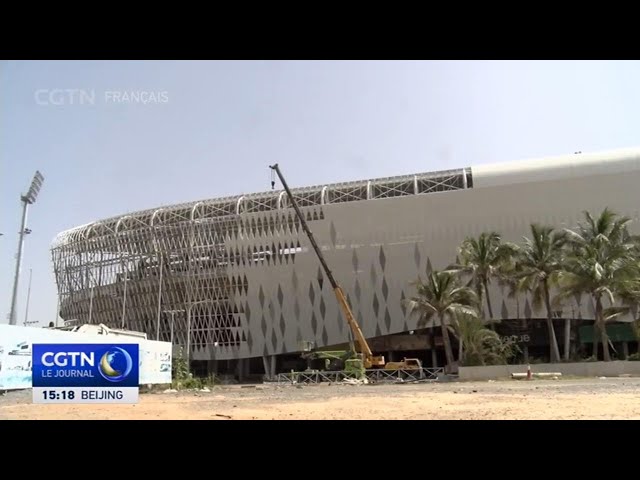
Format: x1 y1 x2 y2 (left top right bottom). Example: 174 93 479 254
8 171 44 326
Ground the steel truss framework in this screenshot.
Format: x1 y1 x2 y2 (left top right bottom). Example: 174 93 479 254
274 367 445 384
51 167 471 356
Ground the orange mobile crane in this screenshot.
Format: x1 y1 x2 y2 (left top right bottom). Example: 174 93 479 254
270 164 422 372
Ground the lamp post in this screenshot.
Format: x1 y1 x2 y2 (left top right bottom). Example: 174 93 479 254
186 300 211 360
88 275 95 324
120 270 128 329
154 242 164 341
23 268 38 327
54 293 60 327
163 309 184 346
9 171 44 326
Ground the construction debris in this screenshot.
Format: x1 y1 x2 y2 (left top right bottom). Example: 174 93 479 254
342 377 369 385
511 372 562 379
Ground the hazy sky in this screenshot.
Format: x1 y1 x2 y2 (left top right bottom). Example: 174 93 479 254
2 60 640 327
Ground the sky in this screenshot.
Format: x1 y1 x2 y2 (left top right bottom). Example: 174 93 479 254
2 60 640 327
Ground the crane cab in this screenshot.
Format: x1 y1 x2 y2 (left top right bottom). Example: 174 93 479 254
383 358 423 370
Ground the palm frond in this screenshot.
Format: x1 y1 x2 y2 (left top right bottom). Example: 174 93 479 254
404 298 437 317
447 303 479 318
602 306 629 322
563 228 586 245
453 313 519 366
417 311 436 328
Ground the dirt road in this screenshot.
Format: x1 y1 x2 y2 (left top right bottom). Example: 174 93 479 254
2 377 639 420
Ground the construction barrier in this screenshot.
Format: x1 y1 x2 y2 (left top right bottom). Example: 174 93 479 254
274 367 444 384
0 324 172 390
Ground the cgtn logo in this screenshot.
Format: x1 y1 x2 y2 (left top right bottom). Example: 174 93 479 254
33 344 139 388
98 347 134 382
42 351 95 367
39 347 133 382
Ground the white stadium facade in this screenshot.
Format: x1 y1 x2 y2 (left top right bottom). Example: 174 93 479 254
51 147 640 377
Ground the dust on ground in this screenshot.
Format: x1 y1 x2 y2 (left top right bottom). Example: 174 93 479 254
2 377 639 420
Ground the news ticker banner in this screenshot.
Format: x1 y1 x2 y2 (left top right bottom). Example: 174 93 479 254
32 344 139 404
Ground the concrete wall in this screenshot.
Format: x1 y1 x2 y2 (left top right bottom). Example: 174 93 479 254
459 361 640 381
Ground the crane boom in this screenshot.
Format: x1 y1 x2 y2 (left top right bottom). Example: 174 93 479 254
269 164 384 368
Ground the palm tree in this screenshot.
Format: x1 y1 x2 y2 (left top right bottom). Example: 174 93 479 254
404 270 479 373
514 224 566 363
498 264 533 361
453 232 516 323
558 209 638 361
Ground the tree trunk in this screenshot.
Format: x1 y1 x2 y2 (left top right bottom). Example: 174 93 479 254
430 326 438 368
458 339 464 365
596 297 610 362
483 279 494 319
592 323 599 360
483 279 495 330
543 280 561 363
439 313 456 372
563 318 571 361
522 316 529 364
476 284 486 317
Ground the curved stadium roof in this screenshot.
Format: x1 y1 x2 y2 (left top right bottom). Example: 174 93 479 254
52 147 640 249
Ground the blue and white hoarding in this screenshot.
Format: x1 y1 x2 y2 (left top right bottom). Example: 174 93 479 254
0 325 172 393
33 344 140 404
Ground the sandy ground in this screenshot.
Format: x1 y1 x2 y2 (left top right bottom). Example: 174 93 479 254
2 377 640 420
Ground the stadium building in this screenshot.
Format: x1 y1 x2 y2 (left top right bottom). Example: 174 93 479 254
51 148 640 377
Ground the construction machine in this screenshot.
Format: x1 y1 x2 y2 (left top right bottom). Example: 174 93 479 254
269 164 422 373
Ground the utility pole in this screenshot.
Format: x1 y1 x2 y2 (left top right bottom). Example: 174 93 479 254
163 309 184 345
23 268 37 327
9 171 44 326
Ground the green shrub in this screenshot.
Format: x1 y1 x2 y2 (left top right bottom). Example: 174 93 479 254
456 314 520 366
170 351 218 389
171 349 189 382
